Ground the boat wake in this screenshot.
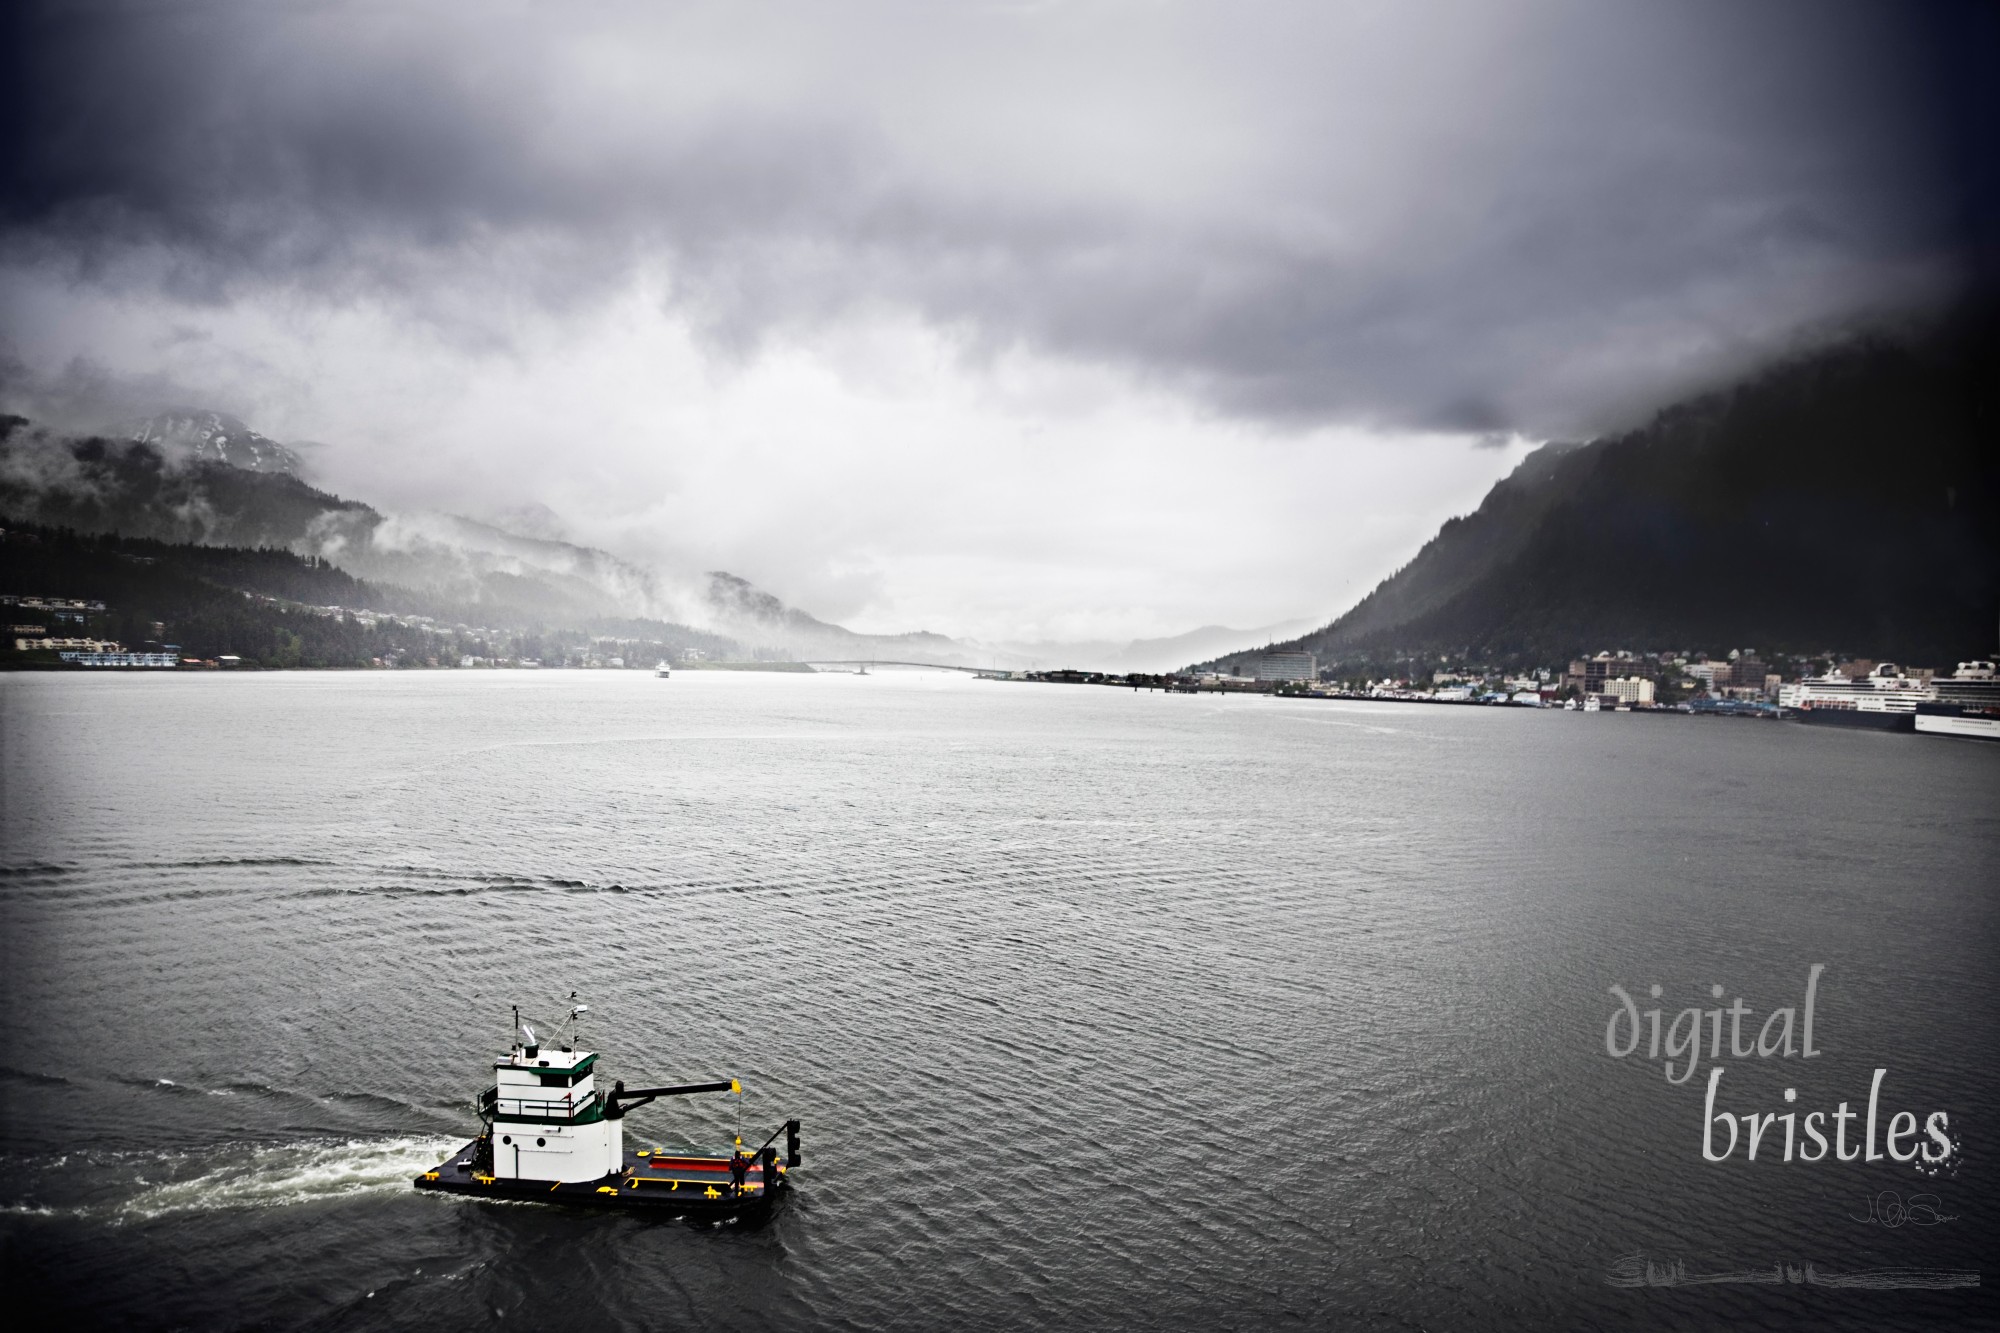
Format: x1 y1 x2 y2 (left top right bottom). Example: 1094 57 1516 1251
116 1136 459 1222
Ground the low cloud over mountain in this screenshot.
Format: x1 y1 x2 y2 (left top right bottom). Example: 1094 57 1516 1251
3 2 1989 642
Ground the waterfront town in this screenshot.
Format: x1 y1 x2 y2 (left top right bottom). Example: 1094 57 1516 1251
0 586 1823 700
8 582 1994 739
1016 645 1970 706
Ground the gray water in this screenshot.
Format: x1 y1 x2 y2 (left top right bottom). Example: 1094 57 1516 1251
1 669 1995 1330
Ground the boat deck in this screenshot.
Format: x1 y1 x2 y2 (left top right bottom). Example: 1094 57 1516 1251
414 1138 785 1216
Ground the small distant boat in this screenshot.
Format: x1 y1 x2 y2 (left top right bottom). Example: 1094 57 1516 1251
414 1002 799 1219
655 661 672 678
1582 696 1601 713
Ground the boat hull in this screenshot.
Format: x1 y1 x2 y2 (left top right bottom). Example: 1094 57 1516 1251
1786 707 1914 732
414 1137 788 1219
1915 710 2000 741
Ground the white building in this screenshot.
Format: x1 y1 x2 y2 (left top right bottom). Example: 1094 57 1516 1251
17 637 119 652
60 651 177 668
1248 651 1317 682
1603 676 1655 705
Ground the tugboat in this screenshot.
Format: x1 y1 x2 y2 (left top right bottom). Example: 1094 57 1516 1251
414 1001 799 1219
655 660 672 678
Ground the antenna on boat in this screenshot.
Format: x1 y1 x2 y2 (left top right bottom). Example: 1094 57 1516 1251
560 990 589 1051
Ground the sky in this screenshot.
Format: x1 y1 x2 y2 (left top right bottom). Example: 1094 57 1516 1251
0 0 1988 642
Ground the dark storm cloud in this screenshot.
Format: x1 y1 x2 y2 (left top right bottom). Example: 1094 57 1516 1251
2 0 1987 437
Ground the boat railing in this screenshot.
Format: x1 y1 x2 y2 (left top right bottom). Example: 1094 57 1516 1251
478 1085 584 1119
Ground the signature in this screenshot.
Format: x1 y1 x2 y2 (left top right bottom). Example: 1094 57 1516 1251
1852 1192 1956 1228
1609 1254 1978 1291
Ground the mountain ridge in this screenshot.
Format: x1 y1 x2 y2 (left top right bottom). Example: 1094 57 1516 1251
128 409 308 477
1206 310 2000 672
3 411 1309 671
0 413 1082 664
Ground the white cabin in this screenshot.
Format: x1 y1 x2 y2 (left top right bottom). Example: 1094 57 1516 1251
484 1043 625 1182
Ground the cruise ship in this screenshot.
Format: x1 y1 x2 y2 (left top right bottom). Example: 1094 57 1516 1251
1777 664 1936 731
1915 661 2000 742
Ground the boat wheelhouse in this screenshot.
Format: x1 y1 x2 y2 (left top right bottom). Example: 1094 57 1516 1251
415 1002 799 1219
482 1040 620 1182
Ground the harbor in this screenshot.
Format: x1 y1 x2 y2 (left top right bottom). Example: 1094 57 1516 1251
5 666 1994 1329
986 655 2000 742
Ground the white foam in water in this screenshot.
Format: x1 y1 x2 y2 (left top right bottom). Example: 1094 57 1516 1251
118 1137 459 1222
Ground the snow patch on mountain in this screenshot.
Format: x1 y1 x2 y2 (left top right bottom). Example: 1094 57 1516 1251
128 410 307 477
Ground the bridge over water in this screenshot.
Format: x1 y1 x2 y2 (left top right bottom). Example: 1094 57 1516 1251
804 659 997 674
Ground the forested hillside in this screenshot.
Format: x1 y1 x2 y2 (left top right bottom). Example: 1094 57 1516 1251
0 521 739 668
1265 310 1999 669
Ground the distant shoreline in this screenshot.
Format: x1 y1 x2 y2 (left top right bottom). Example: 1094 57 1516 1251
1 660 819 674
